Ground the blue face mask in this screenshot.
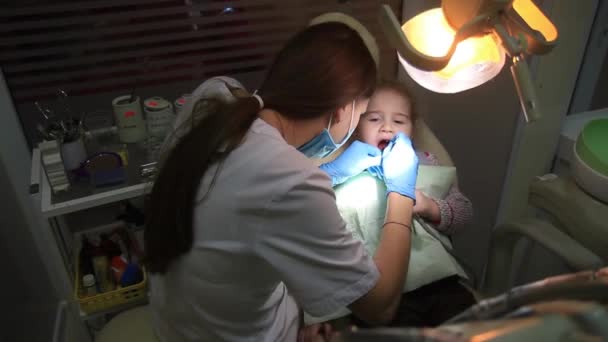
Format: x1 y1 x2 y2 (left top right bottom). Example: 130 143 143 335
298 100 357 159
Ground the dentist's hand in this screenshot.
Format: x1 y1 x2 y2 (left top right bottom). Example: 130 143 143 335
372 133 418 201
320 140 381 186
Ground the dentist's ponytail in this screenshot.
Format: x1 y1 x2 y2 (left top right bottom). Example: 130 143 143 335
144 22 376 274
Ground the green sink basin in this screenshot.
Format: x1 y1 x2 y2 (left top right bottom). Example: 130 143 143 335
576 119 608 177
574 118 608 202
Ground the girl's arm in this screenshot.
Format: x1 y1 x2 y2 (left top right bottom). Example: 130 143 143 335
416 152 473 235
432 185 473 235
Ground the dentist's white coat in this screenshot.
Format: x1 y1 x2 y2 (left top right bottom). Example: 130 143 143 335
149 118 379 342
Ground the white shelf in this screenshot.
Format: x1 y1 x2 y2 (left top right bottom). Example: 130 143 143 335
31 146 154 218
40 174 151 218
31 138 154 338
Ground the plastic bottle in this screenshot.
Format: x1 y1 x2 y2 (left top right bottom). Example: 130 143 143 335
92 255 115 293
111 255 128 284
120 263 143 287
82 274 98 297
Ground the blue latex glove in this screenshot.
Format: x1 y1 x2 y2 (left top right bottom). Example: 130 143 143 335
368 133 418 201
319 140 382 186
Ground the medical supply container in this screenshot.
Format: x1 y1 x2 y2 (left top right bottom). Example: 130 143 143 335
112 95 147 143
144 96 174 161
74 222 147 314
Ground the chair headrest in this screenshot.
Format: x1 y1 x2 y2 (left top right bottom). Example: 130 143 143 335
413 120 454 167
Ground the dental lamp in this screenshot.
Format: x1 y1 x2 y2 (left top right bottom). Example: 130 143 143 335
379 0 558 122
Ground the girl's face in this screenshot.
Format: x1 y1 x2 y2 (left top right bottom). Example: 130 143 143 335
358 88 413 151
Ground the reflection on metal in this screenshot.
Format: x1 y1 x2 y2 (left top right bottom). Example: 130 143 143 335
140 162 158 180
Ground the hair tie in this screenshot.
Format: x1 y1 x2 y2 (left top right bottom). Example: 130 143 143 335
252 91 264 110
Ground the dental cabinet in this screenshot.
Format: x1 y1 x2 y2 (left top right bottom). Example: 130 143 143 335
30 140 153 339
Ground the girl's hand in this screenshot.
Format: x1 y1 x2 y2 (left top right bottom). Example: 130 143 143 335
413 190 440 221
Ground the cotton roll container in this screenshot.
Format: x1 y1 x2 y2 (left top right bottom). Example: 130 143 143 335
144 97 175 138
112 95 147 143
174 94 192 116
144 97 174 161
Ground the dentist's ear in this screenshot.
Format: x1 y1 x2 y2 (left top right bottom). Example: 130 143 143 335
333 102 354 124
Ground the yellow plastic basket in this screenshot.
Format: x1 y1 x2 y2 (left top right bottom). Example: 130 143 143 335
73 222 147 314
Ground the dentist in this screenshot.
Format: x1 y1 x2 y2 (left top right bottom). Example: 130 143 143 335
145 21 418 342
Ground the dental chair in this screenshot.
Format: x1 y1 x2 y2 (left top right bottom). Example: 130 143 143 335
95 305 158 342
357 119 605 300
481 175 607 297
390 119 607 300
331 124 608 341
412 119 455 167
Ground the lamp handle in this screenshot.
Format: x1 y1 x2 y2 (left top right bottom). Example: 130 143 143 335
505 8 558 55
510 55 541 122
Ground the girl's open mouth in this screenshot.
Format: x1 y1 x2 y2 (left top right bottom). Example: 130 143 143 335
378 139 390 151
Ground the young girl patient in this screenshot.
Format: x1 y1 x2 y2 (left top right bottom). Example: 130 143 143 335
361 81 472 235
304 81 475 330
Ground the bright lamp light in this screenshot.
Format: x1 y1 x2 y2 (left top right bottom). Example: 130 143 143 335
379 0 559 122
399 8 506 94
